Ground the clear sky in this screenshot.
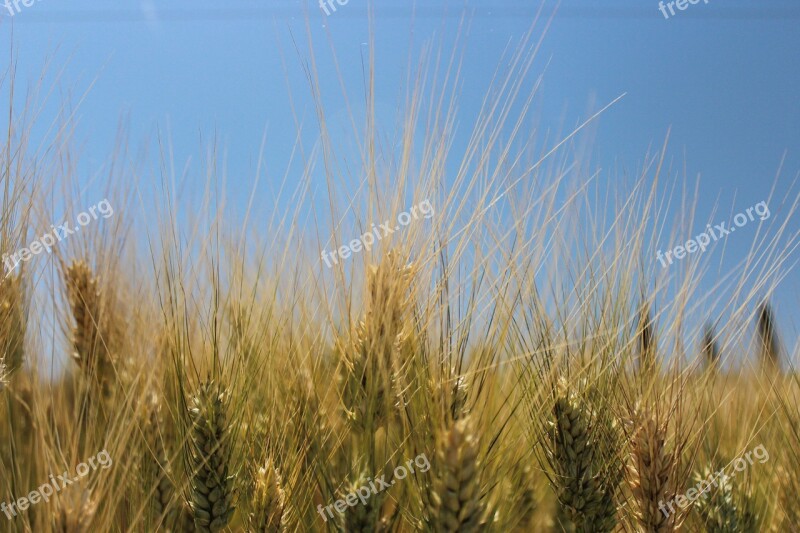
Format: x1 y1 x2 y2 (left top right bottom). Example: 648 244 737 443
2 0 800 362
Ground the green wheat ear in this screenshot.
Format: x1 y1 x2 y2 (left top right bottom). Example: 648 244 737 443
187 380 236 532
342 469 390 533
756 301 781 369
693 466 759 533
248 458 286 532
513 465 537 531
549 380 620 532
702 322 721 371
427 416 488 533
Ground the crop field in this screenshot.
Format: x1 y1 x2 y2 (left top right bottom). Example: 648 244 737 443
1 2 799 532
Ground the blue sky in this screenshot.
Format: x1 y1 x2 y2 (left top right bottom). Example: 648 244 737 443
2 0 799 361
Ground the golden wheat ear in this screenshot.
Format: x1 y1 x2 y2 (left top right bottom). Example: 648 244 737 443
627 414 679 532
341 252 416 433
775 465 800 529
54 489 98 533
64 260 117 399
141 392 178 528
186 380 236 532
248 458 285 532
426 416 489 533
0 273 25 385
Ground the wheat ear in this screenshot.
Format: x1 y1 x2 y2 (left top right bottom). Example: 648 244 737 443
703 322 721 370
756 301 781 369
451 374 469 421
628 416 678 532
341 470 390 532
550 383 618 531
0 273 25 386
513 465 537 531
187 380 236 532
693 465 759 532
248 458 285 532
142 392 178 528
775 465 799 530
427 416 488 533
55 489 98 533
638 300 657 377
341 252 415 432
65 260 117 398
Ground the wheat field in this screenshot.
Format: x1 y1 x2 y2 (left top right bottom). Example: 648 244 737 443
1 14 799 533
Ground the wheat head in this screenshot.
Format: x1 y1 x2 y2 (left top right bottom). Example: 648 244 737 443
628 415 678 532
64 260 117 399
248 458 285 532
427 416 488 533
186 380 236 532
